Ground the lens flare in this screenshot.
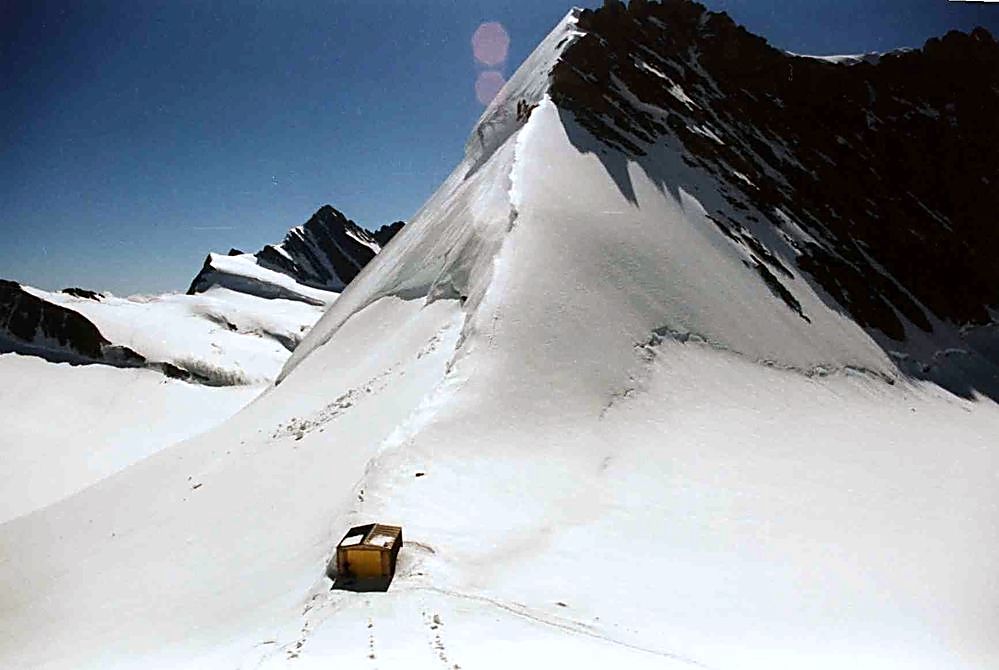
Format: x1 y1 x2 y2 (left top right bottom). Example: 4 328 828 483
472 22 510 67
475 70 506 105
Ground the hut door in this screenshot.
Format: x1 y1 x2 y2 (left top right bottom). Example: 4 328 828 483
348 550 383 579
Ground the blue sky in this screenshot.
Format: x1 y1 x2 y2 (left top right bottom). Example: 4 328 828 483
3 0 997 294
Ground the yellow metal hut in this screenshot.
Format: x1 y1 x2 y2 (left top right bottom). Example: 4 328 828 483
335 523 403 584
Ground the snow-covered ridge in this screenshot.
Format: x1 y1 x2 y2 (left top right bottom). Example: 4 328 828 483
281 9 586 379
0 279 145 368
283 3 912 383
0 277 326 386
188 252 338 307
785 47 917 66
463 8 584 173
0 210 383 521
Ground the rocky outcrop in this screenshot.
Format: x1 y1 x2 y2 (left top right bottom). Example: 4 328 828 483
551 0 999 342
61 287 104 301
0 280 144 366
372 221 405 247
188 206 404 299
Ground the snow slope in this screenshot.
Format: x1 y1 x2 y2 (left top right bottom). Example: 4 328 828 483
0 354 258 523
0 282 326 521
187 253 339 307
2 7 998 670
0 245 335 521
0 295 468 668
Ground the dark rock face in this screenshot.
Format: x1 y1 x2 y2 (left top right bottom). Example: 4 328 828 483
0 280 144 366
551 1 999 343
256 205 377 291
372 221 405 247
188 206 403 296
61 287 104 301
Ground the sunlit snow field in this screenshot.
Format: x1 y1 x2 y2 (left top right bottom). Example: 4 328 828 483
2 10 997 670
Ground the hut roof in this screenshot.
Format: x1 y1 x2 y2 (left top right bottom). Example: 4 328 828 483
338 523 401 550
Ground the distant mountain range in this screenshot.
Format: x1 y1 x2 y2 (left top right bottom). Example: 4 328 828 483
188 205 403 302
0 206 403 383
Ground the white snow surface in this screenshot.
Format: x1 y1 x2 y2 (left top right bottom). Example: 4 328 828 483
3 11 998 670
787 51 885 65
785 48 915 66
0 281 330 519
28 284 329 384
192 252 340 306
0 353 258 523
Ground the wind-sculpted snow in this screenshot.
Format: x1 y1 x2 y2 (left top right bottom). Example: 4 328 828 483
187 252 337 307
281 119 524 380
463 9 584 176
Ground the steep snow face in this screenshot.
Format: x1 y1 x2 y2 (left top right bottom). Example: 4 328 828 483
282 10 585 378
3 7 999 670
273 94 997 668
284 5 893 383
464 8 585 173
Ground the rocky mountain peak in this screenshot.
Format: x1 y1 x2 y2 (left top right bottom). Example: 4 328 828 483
188 205 405 301
551 0 999 347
